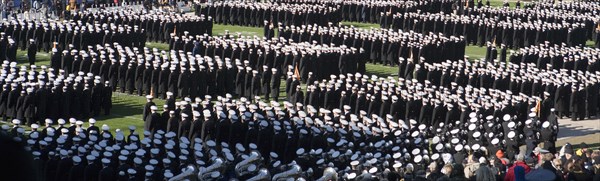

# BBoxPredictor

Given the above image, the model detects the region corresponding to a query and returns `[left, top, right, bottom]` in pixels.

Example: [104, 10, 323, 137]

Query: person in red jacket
[504, 154, 531, 181]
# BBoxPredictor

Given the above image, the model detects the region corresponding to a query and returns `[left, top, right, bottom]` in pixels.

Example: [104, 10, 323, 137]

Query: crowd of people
[45, 36, 360, 102]
[2, 87, 599, 180]
[277, 24, 466, 66]
[384, 12, 586, 49]
[166, 34, 362, 80]
[507, 43, 600, 71]
[197, 1, 342, 27]
[0, 0, 598, 181]
[272, 0, 456, 23]
[0, 63, 113, 126]
[71, 6, 213, 42]
[0, 19, 146, 56]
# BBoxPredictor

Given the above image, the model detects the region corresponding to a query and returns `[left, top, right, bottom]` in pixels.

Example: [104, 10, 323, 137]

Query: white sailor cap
[469, 117, 478, 123]
[473, 131, 481, 138]
[508, 122, 516, 128]
[469, 112, 476, 118]
[127, 169, 136, 175]
[164, 172, 173, 179]
[455, 144, 463, 151]
[472, 144, 481, 151]
[491, 138, 499, 145]
[507, 131, 516, 138]
[414, 155, 423, 163]
[468, 124, 476, 131]
[542, 121, 550, 128]
[503, 114, 511, 121]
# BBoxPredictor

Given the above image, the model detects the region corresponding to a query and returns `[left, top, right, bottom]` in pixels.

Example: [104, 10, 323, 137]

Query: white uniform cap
[455, 144, 463, 151]
[507, 131, 516, 138]
[508, 122, 515, 128]
[414, 155, 423, 163]
[73, 156, 82, 163]
[542, 121, 550, 128]
[503, 114, 511, 121]
[472, 144, 480, 151]
[468, 124, 476, 131]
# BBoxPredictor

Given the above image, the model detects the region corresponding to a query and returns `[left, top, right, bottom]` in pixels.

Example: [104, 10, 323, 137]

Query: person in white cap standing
[98, 158, 116, 181]
[27, 39, 37, 65]
[143, 95, 156, 121]
[23, 87, 36, 126]
[144, 105, 161, 134]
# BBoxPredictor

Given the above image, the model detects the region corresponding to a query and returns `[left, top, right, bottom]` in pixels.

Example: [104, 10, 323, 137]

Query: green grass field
[213, 24, 264, 37]
[146, 42, 170, 51]
[96, 92, 165, 132]
[366, 63, 398, 77]
[341, 21, 381, 29]
[465, 45, 488, 60]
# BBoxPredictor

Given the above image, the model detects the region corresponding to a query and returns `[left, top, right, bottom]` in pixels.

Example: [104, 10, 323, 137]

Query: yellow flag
[294, 64, 301, 79]
[535, 100, 541, 117]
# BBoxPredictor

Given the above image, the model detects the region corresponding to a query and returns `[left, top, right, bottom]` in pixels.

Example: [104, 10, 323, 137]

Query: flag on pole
[294, 64, 301, 80]
[534, 100, 541, 117]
